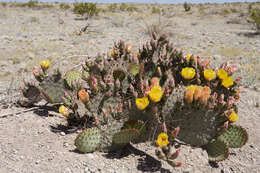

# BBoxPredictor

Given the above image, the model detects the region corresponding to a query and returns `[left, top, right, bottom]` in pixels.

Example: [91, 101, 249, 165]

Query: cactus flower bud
[109, 104, 114, 114]
[157, 67, 162, 77]
[169, 77, 175, 88]
[150, 77, 160, 88]
[117, 103, 123, 113]
[169, 148, 181, 160]
[171, 126, 180, 138]
[125, 44, 132, 54]
[222, 121, 229, 131]
[115, 79, 120, 89]
[162, 121, 167, 132]
[105, 90, 112, 97]
[101, 108, 108, 119]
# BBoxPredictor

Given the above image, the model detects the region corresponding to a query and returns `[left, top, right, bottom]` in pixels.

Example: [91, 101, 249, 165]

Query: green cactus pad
[124, 120, 146, 142]
[217, 125, 248, 148]
[112, 128, 140, 147]
[74, 128, 101, 153]
[65, 70, 82, 89]
[40, 75, 65, 103]
[205, 139, 229, 162]
[113, 68, 126, 81]
[129, 63, 139, 76]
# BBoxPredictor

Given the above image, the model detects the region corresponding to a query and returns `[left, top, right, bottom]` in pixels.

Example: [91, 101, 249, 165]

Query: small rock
[60, 132, 66, 136]
[221, 168, 231, 173]
[86, 153, 95, 159]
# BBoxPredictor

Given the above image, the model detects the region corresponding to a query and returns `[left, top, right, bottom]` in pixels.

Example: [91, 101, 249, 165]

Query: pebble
[221, 168, 231, 173]
[60, 132, 66, 136]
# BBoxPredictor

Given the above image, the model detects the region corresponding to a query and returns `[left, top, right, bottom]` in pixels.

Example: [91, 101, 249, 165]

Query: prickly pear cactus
[19, 32, 248, 167]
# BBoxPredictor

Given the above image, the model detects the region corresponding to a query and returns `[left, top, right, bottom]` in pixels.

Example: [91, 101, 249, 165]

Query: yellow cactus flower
[217, 69, 228, 80]
[40, 60, 51, 71]
[136, 97, 149, 110]
[110, 49, 115, 57]
[186, 54, 193, 61]
[228, 112, 239, 123]
[222, 76, 234, 88]
[156, 133, 169, 148]
[203, 69, 216, 81]
[186, 85, 198, 93]
[181, 67, 196, 80]
[248, 67, 252, 70]
[149, 85, 164, 102]
[59, 105, 69, 117]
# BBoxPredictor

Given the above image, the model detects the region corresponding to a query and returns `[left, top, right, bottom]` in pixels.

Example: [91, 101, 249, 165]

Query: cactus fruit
[205, 139, 229, 162]
[75, 128, 102, 153]
[217, 125, 248, 148]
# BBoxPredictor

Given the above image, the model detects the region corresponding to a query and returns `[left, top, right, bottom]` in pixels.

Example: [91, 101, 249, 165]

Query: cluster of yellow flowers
[135, 82, 164, 111]
[217, 69, 233, 88]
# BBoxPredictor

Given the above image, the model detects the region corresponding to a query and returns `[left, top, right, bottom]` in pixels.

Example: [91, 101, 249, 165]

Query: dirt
[0, 2, 260, 173]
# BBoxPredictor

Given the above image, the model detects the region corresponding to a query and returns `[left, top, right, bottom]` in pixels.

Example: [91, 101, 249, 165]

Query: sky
[0, 0, 259, 3]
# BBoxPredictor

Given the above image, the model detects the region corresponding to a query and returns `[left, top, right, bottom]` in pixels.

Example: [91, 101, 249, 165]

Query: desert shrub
[220, 9, 230, 15]
[107, 3, 117, 12]
[119, 3, 127, 11]
[73, 2, 99, 17]
[249, 7, 260, 31]
[152, 6, 161, 14]
[26, 0, 38, 8]
[1, 2, 7, 7]
[183, 2, 191, 12]
[60, 3, 70, 10]
[126, 6, 139, 12]
[230, 8, 237, 13]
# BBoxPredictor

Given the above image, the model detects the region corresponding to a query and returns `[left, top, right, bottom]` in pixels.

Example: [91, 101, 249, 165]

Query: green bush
[183, 2, 191, 12]
[73, 2, 99, 17]
[152, 6, 160, 14]
[249, 7, 260, 31]
[119, 3, 127, 11]
[107, 3, 117, 12]
[60, 3, 70, 10]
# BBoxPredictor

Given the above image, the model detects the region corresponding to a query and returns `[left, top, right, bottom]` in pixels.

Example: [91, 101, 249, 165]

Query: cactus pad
[205, 139, 229, 162]
[217, 125, 248, 148]
[40, 75, 65, 103]
[166, 108, 225, 147]
[112, 128, 140, 147]
[65, 70, 82, 89]
[74, 128, 101, 153]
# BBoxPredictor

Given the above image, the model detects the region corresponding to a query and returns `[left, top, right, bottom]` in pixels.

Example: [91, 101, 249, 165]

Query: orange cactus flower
[185, 87, 194, 103]
[150, 77, 160, 88]
[78, 89, 90, 103]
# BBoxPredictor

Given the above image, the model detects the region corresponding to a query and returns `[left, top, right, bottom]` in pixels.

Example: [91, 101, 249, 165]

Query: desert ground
[0, 2, 260, 173]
